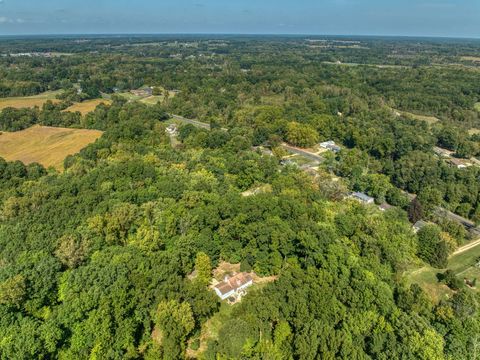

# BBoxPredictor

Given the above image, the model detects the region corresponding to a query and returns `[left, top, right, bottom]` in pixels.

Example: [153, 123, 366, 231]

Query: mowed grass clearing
[117, 87, 177, 105]
[406, 239, 480, 302]
[0, 90, 63, 110]
[395, 109, 440, 124]
[0, 125, 102, 171]
[63, 99, 112, 115]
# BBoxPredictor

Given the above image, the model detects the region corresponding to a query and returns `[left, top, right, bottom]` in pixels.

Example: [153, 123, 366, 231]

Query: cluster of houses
[4, 52, 56, 58]
[213, 272, 254, 304]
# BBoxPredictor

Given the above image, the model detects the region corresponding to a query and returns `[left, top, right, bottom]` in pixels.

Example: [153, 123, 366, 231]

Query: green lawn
[117, 87, 176, 105]
[395, 109, 440, 124]
[407, 266, 453, 302]
[406, 241, 480, 302]
[449, 245, 480, 275]
[117, 92, 144, 101]
[140, 96, 165, 105]
[187, 302, 233, 357]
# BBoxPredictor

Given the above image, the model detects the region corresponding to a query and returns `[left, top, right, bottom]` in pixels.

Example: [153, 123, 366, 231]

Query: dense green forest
[0, 36, 480, 359]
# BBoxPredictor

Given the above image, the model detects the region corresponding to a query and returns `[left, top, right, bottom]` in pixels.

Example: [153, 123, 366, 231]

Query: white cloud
[0, 16, 25, 24]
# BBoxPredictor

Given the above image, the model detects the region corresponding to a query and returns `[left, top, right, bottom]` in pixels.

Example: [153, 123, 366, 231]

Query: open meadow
[0, 125, 102, 171]
[407, 239, 480, 302]
[63, 99, 112, 115]
[118, 87, 177, 105]
[461, 56, 480, 63]
[395, 109, 440, 124]
[0, 90, 62, 110]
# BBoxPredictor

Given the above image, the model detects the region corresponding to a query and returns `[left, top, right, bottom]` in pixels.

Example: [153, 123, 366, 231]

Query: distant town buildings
[214, 273, 253, 302]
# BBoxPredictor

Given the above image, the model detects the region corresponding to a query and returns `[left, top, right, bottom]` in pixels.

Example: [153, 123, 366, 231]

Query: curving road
[280, 143, 324, 163]
[169, 114, 211, 130]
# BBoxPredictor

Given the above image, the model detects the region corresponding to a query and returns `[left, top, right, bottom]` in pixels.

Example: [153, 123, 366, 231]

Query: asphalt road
[170, 114, 211, 130]
[169, 114, 480, 235]
[435, 207, 480, 235]
[280, 143, 324, 163]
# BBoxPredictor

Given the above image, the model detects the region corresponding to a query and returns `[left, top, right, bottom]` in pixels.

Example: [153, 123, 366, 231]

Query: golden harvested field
[0, 91, 62, 110]
[64, 99, 112, 115]
[461, 56, 480, 63]
[0, 125, 103, 171]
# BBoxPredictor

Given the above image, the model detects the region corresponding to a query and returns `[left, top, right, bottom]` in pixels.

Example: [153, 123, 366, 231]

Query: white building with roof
[350, 192, 375, 204]
[214, 273, 253, 301]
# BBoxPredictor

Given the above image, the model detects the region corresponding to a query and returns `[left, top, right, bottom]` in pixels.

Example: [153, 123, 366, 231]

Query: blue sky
[0, 0, 478, 38]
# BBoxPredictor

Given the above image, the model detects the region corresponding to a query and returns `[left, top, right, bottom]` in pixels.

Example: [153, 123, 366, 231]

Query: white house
[214, 273, 253, 301]
[350, 192, 375, 204]
[319, 140, 341, 153]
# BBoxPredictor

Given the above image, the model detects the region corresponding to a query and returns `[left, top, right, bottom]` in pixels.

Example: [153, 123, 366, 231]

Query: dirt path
[453, 237, 480, 256]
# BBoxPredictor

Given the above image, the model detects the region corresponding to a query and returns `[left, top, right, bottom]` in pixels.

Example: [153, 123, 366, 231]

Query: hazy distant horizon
[0, 33, 479, 41]
[0, 0, 479, 39]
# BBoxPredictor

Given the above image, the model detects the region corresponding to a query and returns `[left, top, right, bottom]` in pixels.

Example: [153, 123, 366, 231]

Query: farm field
[461, 56, 480, 63]
[407, 239, 480, 302]
[63, 99, 112, 115]
[0, 125, 102, 171]
[0, 90, 63, 110]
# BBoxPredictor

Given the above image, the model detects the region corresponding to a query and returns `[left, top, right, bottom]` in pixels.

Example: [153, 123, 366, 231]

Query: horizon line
[0, 32, 479, 41]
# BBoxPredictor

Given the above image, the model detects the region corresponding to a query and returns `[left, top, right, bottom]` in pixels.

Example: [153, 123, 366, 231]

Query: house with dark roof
[214, 273, 253, 301]
[413, 220, 429, 233]
[378, 203, 393, 212]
